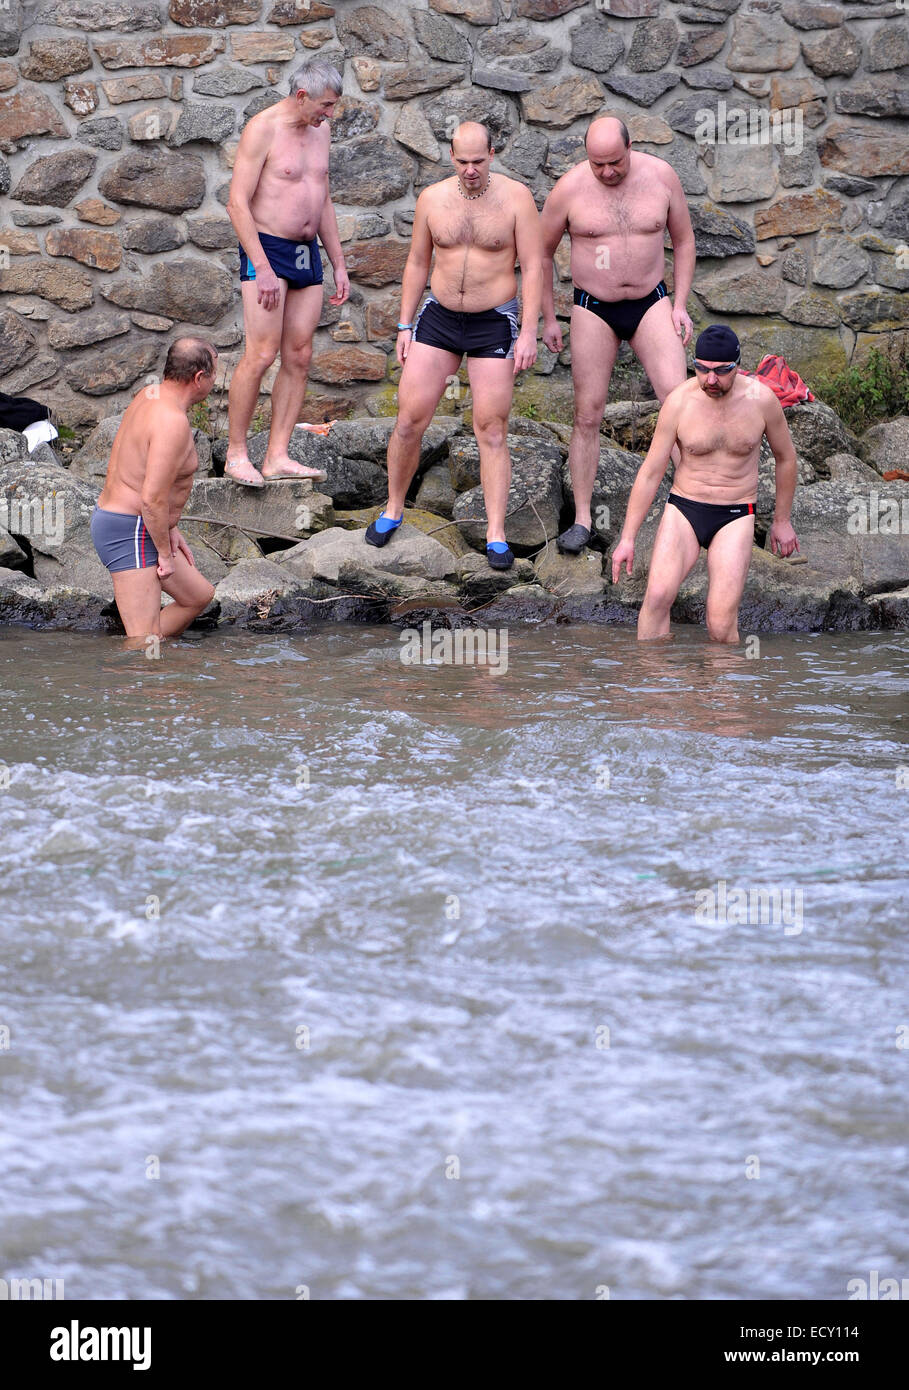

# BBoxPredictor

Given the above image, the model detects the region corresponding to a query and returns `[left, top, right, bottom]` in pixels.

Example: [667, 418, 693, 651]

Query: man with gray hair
[225, 60, 350, 487]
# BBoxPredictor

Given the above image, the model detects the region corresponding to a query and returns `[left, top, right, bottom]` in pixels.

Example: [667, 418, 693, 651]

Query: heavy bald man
[365, 121, 542, 570]
[541, 115, 696, 554]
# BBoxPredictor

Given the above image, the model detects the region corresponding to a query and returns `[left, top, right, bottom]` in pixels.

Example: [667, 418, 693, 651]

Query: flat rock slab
[188, 476, 335, 543]
[276, 523, 460, 584]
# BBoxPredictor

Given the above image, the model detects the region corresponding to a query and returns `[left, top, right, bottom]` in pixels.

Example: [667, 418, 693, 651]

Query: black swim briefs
[239, 232, 324, 290]
[573, 281, 668, 342]
[667, 493, 755, 549]
[412, 294, 520, 359]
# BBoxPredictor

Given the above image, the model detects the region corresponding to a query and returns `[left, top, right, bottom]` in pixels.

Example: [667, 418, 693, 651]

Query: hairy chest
[429, 201, 514, 253]
[570, 188, 669, 242]
[678, 406, 764, 460]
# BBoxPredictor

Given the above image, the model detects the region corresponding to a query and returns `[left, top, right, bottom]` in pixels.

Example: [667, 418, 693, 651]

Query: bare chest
[429, 198, 514, 253]
[263, 130, 327, 186]
[570, 187, 669, 242]
[678, 403, 764, 459]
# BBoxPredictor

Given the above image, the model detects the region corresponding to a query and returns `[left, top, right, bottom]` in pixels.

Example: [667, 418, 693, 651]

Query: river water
[1, 623, 906, 1301]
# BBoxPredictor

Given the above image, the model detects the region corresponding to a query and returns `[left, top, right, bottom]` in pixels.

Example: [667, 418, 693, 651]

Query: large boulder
[452, 434, 564, 550]
[244, 428, 385, 509]
[867, 585, 909, 630]
[673, 547, 873, 633]
[0, 567, 47, 627]
[213, 556, 308, 629]
[859, 417, 909, 478]
[561, 443, 666, 548]
[783, 399, 857, 470]
[781, 476, 909, 595]
[328, 414, 460, 473]
[0, 457, 111, 600]
[456, 550, 536, 607]
[533, 544, 606, 596]
[176, 520, 261, 584]
[447, 420, 562, 491]
[331, 505, 473, 565]
[755, 449, 817, 528]
[335, 559, 460, 606]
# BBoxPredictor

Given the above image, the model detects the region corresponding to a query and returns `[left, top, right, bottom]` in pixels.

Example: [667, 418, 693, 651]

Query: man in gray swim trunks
[91, 338, 218, 641]
[365, 121, 542, 570]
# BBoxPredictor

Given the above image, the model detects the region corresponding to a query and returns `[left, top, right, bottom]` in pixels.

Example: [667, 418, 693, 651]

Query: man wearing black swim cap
[611, 325, 800, 643]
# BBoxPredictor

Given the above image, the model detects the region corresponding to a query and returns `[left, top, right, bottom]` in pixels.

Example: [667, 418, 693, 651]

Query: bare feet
[224, 452, 265, 489]
[261, 454, 328, 482]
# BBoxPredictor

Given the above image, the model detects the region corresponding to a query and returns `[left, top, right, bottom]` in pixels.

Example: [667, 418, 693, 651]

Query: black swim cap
[695, 324, 741, 363]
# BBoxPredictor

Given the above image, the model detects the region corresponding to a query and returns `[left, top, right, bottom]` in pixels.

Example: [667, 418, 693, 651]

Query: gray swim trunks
[91, 507, 159, 573]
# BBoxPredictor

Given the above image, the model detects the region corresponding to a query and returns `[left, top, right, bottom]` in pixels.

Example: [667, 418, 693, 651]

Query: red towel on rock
[740, 354, 814, 407]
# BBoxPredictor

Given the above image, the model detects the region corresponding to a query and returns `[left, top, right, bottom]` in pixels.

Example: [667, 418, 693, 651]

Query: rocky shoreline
[1, 400, 908, 635]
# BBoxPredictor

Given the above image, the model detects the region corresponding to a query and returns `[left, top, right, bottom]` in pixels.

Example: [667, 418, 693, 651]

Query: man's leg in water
[704, 515, 755, 644]
[226, 279, 286, 485]
[111, 567, 166, 644]
[160, 548, 216, 638]
[383, 341, 461, 519]
[637, 502, 701, 640]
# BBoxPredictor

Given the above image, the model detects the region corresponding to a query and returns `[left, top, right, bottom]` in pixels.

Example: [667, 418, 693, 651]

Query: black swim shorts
[412, 294, 520, 359]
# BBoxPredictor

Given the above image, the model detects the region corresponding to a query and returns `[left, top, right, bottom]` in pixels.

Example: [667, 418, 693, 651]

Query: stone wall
[0, 0, 907, 432]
